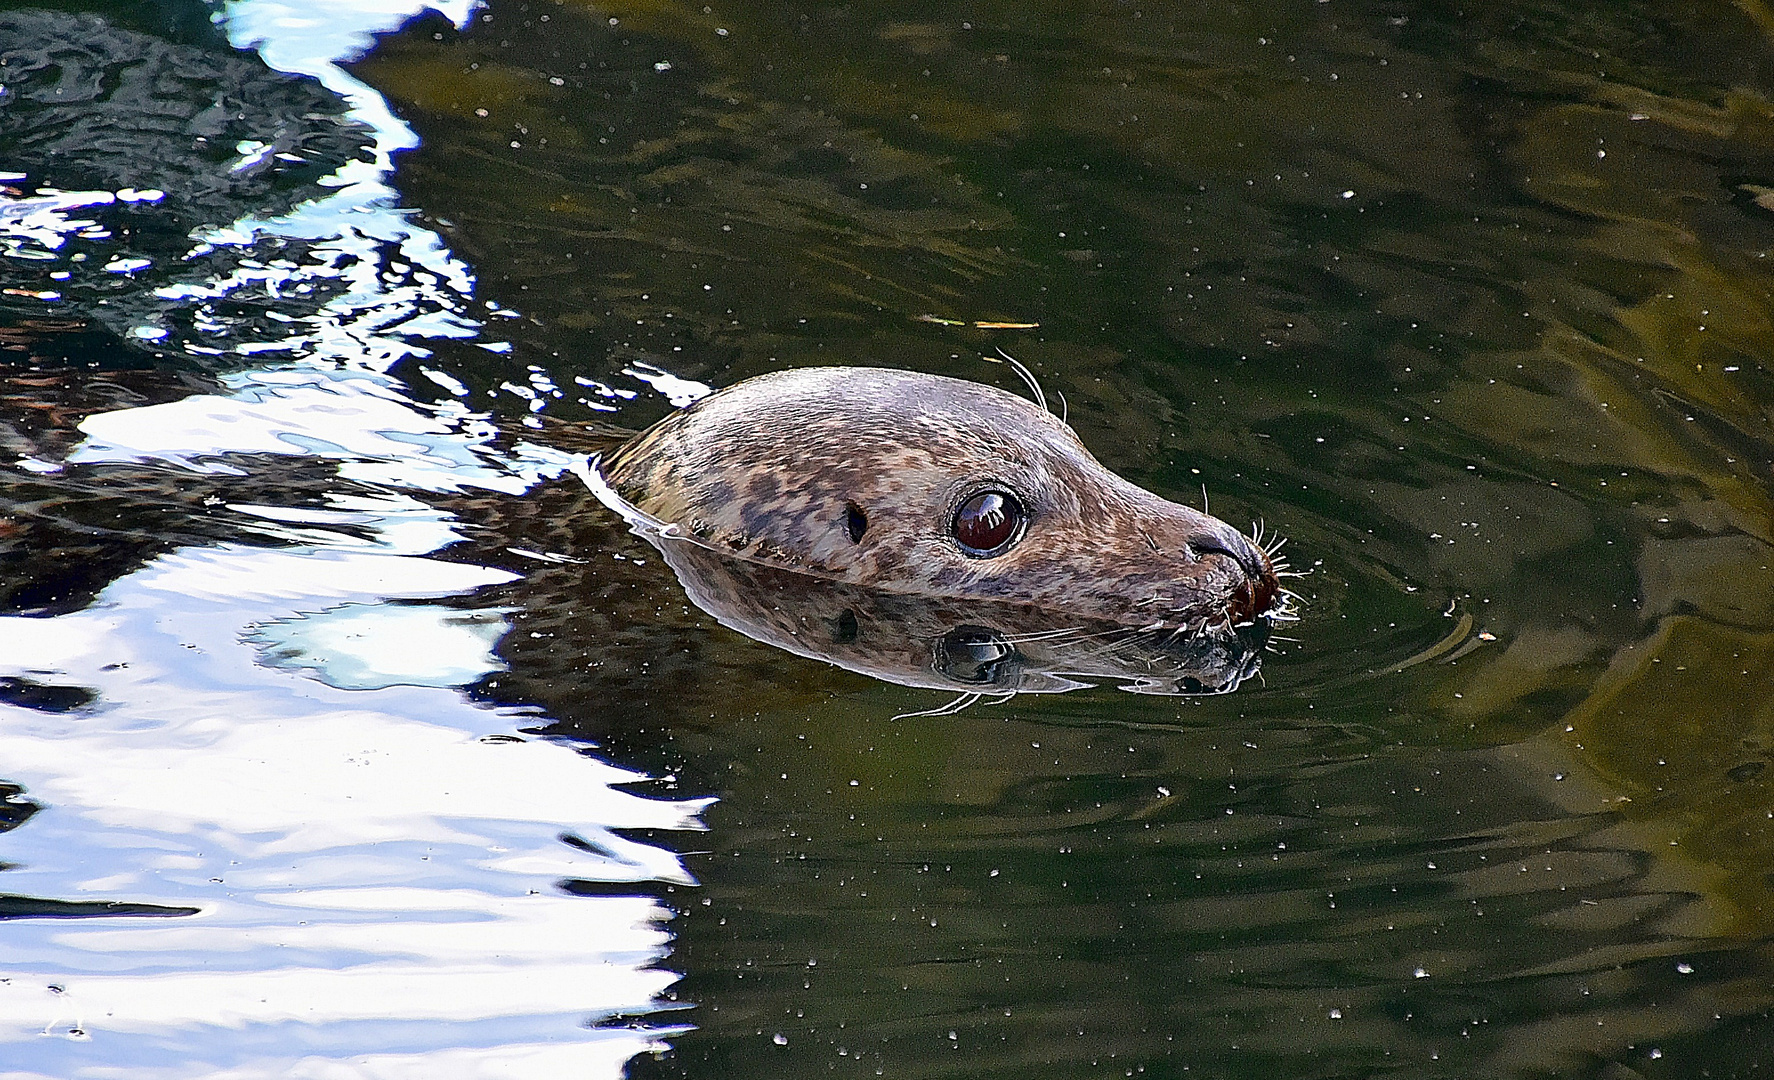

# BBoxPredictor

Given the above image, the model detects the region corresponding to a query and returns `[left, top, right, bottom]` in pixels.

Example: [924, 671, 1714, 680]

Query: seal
[596, 366, 1284, 633]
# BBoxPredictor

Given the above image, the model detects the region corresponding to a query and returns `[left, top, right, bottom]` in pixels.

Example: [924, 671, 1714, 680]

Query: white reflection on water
[70, 366, 561, 491]
[0, 500, 707, 1075]
[0, 1, 711, 1077]
[252, 602, 512, 690]
[0, 188, 158, 264]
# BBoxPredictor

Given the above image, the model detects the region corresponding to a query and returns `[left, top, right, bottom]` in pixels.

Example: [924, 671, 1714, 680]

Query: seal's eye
[952, 490, 1024, 556]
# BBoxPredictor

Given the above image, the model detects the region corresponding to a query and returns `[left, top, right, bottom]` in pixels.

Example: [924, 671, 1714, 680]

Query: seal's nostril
[1190, 530, 1255, 573]
[1189, 523, 1280, 620]
[1191, 535, 1236, 562]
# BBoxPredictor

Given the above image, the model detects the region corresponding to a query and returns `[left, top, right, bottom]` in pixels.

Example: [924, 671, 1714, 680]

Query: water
[1, 0, 1772, 1077]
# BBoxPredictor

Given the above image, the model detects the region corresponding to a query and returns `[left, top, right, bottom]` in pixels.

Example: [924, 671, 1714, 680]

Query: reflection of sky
[0, 2, 708, 1076]
[0, 533, 701, 1073]
[190, 0, 487, 366]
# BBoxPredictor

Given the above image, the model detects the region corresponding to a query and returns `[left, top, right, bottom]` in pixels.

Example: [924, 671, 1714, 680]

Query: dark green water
[4, 0, 1774, 1077]
[361, 2, 1774, 1075]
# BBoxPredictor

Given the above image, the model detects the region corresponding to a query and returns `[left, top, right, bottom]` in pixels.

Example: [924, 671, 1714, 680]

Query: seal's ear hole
[834, 608, 859, 644]
[845, 502, 869, 544]
[952, 490, 1024, 557]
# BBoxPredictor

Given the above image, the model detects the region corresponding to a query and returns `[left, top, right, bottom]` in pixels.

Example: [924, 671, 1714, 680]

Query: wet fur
[599, 367, 1281, 631]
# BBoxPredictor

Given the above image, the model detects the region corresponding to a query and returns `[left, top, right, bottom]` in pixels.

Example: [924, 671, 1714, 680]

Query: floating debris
[915, 314, 1040, 329]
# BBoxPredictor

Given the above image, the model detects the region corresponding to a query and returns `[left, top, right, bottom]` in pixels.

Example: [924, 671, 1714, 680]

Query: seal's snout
[1186, 519, 1280, 624]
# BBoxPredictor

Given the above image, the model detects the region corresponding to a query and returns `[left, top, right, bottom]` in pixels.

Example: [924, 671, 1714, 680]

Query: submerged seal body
[596, 366, 1282, 632]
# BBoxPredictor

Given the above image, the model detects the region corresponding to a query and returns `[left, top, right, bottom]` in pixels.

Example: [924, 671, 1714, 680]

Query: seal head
[597, 366, 1280, 632]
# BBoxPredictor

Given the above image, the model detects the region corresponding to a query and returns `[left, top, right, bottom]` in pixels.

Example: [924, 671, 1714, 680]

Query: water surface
[2, 1, 1773, 1077]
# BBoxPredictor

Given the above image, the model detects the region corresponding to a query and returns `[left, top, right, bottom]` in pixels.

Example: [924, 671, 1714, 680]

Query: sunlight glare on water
[0, 1, 710, 1076]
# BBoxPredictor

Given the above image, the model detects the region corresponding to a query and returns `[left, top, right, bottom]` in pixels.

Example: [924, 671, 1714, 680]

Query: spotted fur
[599, 367, 1281, 631]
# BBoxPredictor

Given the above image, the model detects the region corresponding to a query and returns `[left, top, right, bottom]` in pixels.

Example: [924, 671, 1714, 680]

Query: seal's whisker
[988, 348, 1050, 416]
[996, 626, 1088, 646]
[1157, 621, 1204, 648]
[1079, 626, 1163, 653]
[1265, 589, 1304, 623]
[893, 692, 985, 720]
[1019, 624, 1145, 656]
[1009, 623, 1170, 667]
[1051, 628, 1143, 652]
[1100, 626, 1183, 654]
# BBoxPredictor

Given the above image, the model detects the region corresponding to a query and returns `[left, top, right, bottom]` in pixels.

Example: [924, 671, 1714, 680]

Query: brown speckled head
[597, 366, 1281, 631]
